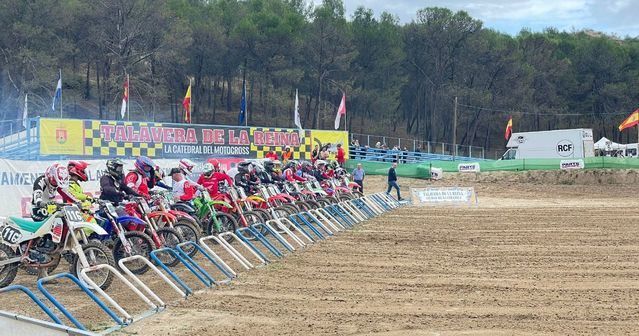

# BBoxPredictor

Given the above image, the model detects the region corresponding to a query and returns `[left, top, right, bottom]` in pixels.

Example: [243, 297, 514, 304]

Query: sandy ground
[2, 172, 639, 335]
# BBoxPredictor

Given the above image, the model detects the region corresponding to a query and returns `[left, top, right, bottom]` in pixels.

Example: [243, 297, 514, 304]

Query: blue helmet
[134, 156, 155, 177]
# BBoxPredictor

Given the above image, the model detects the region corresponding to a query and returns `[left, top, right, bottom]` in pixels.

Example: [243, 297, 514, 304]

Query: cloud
[311, 0, 639, 37]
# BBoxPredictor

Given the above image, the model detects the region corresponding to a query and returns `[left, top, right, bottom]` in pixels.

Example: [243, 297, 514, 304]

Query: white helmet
[202, 163, 214, 175]
[179, 158, 196, 175]
[315, 160, 328, 168]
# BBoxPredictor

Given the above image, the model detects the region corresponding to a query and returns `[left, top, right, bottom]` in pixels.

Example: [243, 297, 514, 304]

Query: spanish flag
[504, 116, 513, 140]
[182, 82, 192, 124]
[618, 109, 639, 131]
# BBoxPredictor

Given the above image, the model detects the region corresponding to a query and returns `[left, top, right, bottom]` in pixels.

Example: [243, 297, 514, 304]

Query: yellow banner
[39, 118, 84, 155]
[310, 130, 349, 160]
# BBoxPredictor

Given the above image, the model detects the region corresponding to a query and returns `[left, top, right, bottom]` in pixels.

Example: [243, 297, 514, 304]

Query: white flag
[22, 94, 28, 129]
[334, 93, 346, 130]
[294, 89, 304, 138]
[120, 75, 129, 119]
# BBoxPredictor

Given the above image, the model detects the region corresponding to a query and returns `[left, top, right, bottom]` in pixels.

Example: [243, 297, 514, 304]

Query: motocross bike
[0, 204, 115, 290]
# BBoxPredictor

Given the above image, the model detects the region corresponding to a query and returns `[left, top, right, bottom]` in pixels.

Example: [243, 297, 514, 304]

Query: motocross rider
[283, 160, 306, 182]
[100, 159, 140, 205]
[234, 162, 260, 194]
[197, 160, 233, 196]
[31, 163, 76, 221]
[124, 156, 155, 199]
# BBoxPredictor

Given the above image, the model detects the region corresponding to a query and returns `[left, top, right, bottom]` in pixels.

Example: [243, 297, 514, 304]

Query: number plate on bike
[140, 199, 151, 212]
[203, 191, 212, 202]
[1, 225, 22, 244]
[105, 203, 118, 217]
[63, 206, 84, 223]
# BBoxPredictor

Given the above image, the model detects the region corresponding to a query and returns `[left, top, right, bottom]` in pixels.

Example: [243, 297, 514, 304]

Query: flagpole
[127, 74, 130, 121]
[59, 69, 62, 118]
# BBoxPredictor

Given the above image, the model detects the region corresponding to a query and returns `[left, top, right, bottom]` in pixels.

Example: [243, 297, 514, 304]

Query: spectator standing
[336, 143, 345, 166]
[281, 146, 293, 163]
[311, 145, 320, 163]
[386, 162, 403, 200]
[352, 163, 365, 192]
[265, 150, 279, 161]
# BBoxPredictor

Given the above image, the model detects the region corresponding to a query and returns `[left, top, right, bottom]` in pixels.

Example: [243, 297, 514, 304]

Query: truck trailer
[501, 128, 594, 160]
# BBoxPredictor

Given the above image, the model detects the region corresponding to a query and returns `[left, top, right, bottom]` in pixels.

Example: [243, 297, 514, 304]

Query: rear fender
[116, 216, 147, 226]
[148, 211, 177, 223]
[169, 210, 196, 222]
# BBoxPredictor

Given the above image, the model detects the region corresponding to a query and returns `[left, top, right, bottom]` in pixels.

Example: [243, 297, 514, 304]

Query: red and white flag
[120, 75, 129, 119]
[334, 93, 346, 130]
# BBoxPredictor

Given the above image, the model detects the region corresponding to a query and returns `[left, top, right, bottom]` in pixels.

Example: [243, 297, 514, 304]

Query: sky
[323, 0, 639, 37]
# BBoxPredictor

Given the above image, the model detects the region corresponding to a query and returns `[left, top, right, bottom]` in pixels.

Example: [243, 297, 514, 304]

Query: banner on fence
[38, 118, 348, 160]
[560, 159, 585, 170]
[458, 162, 481, 173]
[410, 187, 477, 206]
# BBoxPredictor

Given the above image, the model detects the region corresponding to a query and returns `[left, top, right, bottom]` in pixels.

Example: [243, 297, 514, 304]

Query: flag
[504, 116, 513, 140]
[334, 93, 346, 130]
[294, 89, 304, 138]
[51, 70, 62, 113]
[182, 82, 192, 123]
[239, 79, 246, 125]
[120, 75, 129, 119]
[22, 94, 28, 129]
[618, 109, 639, 131]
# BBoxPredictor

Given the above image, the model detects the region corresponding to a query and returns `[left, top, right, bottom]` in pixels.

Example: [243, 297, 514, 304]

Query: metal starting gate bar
[176, 241, 234, 285]
[118, 255, 187, 304]
[299, 212, 334, 236]
[37, 273, 123, 331]
[80, 264, 159, 325]
[236, 227, 281, 259]
[0, 285, 63, 325]
[277, 218, 313, 244]
[308, 209, 342, 232]
[251, 223, 295, 253]
[325, 205, 353, 228]
[149, 248, 203, 294]
[218, 231, 268, 268]
[263, 219, 301, 250]
[289, 214, 325, 241]
[199, 235, 244, 273]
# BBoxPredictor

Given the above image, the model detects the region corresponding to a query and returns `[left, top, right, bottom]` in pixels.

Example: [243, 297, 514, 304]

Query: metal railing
[348, 146, 483, 163]
[350, 133, 485, 159]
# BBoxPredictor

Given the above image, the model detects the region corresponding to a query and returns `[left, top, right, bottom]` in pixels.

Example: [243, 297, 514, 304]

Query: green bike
[192, 190, 238, 241]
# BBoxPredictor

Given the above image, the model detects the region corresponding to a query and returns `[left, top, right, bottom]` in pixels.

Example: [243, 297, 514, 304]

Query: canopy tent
[594, 137, 626, 151]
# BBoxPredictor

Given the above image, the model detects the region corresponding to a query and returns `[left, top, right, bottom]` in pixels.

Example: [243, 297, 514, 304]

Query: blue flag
[238, 79, 246, 125]
[51, 70, 62, 113]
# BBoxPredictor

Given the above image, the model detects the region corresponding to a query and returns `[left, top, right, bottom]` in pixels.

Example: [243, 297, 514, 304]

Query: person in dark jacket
[386, 162, 402, 200]
[100, 159, 140, 204]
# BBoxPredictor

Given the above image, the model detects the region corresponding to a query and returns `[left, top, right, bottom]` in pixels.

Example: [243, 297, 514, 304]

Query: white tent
[594, 137, 626, 151]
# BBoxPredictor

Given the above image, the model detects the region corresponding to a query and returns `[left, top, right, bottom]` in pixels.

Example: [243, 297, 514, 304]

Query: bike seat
[9, 216, 47, 233]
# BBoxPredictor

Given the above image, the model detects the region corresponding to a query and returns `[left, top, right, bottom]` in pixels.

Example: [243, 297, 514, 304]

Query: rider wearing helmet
[198, 159, 234, 195]
[125, 156, 155, 199]
[67, 160, 93, 206]
[31, 163, 76, 221]
[299, 161, 315, 180]
[253, 161, 273, 184]
[312, 160, 330, 182]
[234, 162, 260, 194]
[283, 160, 306, 182]
[264, 160, 284, 183]
[100, 158, 140, 204]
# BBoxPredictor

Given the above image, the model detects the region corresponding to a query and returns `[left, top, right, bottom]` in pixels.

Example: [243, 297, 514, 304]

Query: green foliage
[0, 1, 638, 154]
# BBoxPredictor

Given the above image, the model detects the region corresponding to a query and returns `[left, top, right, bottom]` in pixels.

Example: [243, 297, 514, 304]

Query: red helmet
[207, 158, 221, 171]
[45, 163, 69, 188]
[68, 160, 89, 182]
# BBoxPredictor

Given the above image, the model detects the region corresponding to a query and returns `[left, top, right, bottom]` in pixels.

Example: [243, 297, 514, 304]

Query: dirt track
[2, 173, 639, 335]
